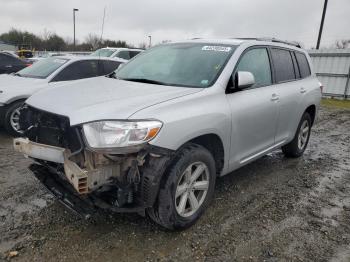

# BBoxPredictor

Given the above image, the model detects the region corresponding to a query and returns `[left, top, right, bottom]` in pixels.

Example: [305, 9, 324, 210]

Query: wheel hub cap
[175, 162, 209, 217]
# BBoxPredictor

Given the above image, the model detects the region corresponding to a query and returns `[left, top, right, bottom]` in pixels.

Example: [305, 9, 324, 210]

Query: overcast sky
[0, 0, 349, 48]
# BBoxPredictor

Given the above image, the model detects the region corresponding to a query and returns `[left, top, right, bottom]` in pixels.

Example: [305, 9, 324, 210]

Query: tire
[282, 112, 312, 158]
[148, 143, 216, 230]
[4, 101, 25, 137]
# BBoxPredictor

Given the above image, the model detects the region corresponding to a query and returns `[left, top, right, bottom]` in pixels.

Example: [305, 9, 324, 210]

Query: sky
[0, 0, 349, 49]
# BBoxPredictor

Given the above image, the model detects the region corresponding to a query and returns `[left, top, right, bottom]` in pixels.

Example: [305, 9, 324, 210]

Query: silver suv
[14, 38, 322, 229]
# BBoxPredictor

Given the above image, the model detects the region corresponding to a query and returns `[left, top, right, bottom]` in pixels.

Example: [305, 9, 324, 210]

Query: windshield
[17, 57, 69, 79]
[116, 43, 236, 88]
[90, 49, 116, 57]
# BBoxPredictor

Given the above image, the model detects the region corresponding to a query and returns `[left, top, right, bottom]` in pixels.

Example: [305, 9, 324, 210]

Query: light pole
[316, 0, 328, 49]
[148, 35, 152, 48]
[73, 8, 79, 50]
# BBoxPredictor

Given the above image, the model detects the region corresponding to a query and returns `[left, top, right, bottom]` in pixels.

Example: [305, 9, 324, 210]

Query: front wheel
[282, 112, 312, 158]
[148, 143, 216, 230]
[4, 101, 25, 137]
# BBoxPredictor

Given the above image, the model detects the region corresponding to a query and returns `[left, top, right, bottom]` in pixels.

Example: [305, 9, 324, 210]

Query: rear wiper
[121, 78, 168, 86]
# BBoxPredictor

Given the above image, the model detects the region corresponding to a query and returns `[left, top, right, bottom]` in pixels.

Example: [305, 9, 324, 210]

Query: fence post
[345, 64, 350, 99]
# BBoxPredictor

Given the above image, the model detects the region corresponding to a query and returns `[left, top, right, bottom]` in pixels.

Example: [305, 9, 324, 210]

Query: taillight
[319, 81, 323, 93]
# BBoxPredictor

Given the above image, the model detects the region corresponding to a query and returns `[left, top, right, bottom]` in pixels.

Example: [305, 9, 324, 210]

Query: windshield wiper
[121, 78, 168, 86]
[13, 73, 22, 77]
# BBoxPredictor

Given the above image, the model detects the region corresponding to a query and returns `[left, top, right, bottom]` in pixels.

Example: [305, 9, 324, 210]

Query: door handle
[271, 93, 280, 101]
[300, 87, 306, 94]
[5, 65, 12, 68]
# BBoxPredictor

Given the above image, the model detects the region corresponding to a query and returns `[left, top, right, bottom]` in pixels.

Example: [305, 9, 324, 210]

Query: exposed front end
[14, 106, 173, 217]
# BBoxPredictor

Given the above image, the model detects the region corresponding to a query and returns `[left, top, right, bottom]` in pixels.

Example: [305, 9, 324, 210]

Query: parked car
[0, 52, 30, 74]
[90, 47, 143, 60]
[14, 38, 322, 229]
[0, 56, 125, 136]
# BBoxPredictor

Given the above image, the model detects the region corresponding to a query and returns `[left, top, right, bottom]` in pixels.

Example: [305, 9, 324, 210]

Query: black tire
[4, 101, 24, 137]
[147, 143, 216, 230]
[282, 112, 312, 158]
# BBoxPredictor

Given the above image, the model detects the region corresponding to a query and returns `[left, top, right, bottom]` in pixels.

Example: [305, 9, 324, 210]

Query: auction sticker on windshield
[202, 46, 232, 52]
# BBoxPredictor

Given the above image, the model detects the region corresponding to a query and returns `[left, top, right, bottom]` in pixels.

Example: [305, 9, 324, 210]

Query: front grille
[20, 106, 83, 153]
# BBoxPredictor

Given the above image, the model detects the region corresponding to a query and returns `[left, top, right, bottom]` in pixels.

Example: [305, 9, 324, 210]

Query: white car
[0, 56, 125, 136]
[90, 47, 143, 60]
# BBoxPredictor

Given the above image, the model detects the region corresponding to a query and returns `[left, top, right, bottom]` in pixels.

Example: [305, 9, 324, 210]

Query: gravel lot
[0, 105, 349, 262]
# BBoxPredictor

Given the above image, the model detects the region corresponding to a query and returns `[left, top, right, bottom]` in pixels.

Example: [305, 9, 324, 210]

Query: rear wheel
[148, 143, 216, 230]
[282, 112, 312, 158]
[4, 101, 24, 137]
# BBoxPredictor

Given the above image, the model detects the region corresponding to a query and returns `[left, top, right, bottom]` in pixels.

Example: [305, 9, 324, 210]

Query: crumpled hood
[26, 76, 203, 125]
[0, 74, 48, 104]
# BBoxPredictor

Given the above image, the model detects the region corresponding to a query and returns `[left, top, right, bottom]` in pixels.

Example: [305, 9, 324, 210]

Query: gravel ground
[0, 106, 349, 262]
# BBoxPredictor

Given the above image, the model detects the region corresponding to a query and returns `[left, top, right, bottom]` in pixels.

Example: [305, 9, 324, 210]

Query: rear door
[226, 47, 278, 168]
[270, 48, 303, 143]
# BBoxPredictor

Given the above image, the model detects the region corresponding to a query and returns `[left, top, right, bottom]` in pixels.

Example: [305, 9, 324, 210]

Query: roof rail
[235, 37, 302, 48]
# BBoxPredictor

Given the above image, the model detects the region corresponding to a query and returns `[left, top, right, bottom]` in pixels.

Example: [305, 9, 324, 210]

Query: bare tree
[334, 39, 350, 49]
[85, 33, 101, 50]
[41, 28, 53, 41]
[138, 42, 147, 49]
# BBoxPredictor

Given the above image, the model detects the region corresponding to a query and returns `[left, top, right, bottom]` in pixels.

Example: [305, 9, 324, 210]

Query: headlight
[83, 120, 162, 148]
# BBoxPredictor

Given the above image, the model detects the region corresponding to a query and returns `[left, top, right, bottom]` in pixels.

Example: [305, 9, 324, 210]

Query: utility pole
[148, 35, 152, 48]
[316, 0, 328, 49]
[73, 8, 79, 50]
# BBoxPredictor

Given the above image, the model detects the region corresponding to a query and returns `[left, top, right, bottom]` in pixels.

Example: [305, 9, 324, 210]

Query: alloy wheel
[175, 161, 209, 217]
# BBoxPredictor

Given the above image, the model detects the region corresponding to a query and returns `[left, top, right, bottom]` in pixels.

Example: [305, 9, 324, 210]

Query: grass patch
[321, 98, 350, 109]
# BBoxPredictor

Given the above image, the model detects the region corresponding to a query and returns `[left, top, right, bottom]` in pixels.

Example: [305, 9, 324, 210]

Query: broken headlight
[82, 120, 162, 148]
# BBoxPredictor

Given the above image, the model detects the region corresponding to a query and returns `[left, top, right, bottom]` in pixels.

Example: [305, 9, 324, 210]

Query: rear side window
[295, 52, 311, 78]
[102, 60, 122, 74]
[0, 53, 19, 64]
[52, 60, 100, 82]
[235, 48, 272, 87]
[115, 51, 130, 60]
[129, 51, 141, 59]
[271, 48, 295, 83]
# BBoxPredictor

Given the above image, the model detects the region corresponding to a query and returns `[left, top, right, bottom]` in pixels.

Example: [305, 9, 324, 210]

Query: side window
[270, 48, 296, 83]
[291, 52, 301, 79]
[0, 54, 17, 64]
[295, 52, 311, 78]
[235, 48, 272, 87]
[52, 60, 100, 82]
[115, 51, 130, 60]
[129, 51, 141, 59]
[102, 61, 122, 74]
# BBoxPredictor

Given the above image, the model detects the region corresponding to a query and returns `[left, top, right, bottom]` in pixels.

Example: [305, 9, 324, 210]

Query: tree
[85, 33, 101, 50]
[0, 28, 132, 51]
[335, 39, 350, 49]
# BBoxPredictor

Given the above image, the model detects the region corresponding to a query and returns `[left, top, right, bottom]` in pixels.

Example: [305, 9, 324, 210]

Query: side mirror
[233, 71, 255, 90]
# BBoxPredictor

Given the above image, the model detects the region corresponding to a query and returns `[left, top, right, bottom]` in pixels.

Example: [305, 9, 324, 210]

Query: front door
[226, 47, 278, 170]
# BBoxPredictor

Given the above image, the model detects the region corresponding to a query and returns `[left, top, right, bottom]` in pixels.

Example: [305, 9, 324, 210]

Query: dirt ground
[0, 105, 349, 262]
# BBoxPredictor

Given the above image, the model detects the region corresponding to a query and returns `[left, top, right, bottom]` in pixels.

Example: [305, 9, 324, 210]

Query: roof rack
[235, 37, 302, 48]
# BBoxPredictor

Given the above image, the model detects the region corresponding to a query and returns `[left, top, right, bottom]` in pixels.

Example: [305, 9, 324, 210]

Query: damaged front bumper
[14, 137, 174, 217]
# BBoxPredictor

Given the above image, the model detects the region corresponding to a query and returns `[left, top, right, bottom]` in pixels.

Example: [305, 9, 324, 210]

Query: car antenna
[98, 6, 106, 63]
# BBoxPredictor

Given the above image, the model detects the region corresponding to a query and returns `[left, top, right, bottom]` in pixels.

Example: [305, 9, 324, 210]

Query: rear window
[295, 52, 311, 78]
[271, 48, 295, 83]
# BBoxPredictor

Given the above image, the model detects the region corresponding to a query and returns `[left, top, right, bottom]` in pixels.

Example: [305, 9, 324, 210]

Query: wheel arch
[305, 104, 316, 126]
[184, 133, 225, 176]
